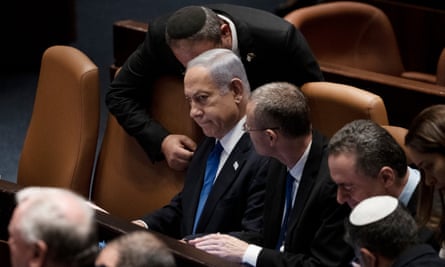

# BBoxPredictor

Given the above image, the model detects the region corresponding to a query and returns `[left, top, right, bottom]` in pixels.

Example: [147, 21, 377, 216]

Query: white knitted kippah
[349, 195, 398, 226]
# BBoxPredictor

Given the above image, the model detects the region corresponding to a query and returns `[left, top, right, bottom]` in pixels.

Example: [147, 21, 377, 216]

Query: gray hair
[111, 231, 176, 267]
[186, 48, 250, 94]
[249, 82, 311, 137]
[15, 187, 97, 267]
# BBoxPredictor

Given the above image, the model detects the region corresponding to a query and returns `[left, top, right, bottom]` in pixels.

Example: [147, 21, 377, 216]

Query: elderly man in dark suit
[107, 4, 322, 171]
[132, 48, 271, 239]
[189, 82, 353, 267]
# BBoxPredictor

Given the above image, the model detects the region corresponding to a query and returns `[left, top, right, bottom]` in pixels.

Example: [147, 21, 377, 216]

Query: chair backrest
[17, 45, 100, 198]
[436, 48, 445, 86]
[91, 76, 204, 220]
[284, 1, 405, 76]
[301, 81, 389, 138]
[381, 125, 412, 165]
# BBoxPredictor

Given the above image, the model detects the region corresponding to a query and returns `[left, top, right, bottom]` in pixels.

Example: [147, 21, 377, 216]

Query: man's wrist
[242, 244, 262, 266]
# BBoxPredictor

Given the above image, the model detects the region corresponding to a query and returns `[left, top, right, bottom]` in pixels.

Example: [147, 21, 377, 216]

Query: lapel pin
[233, 161, 239, 171]
[246, 53, 256, 62]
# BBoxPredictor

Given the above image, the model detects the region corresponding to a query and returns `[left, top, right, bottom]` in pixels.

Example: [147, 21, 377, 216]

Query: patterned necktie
[276, 172, 294, 250]
[193, 141, 223, 234]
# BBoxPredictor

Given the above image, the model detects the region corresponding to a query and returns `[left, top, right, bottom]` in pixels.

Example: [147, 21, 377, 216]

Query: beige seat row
[284, 1, 445, 86]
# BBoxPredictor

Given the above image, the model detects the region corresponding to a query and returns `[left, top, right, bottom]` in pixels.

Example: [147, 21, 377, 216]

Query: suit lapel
[209, 6, 256, 70]
[195, 134, 251, 232]
[286, 131, 325, 237]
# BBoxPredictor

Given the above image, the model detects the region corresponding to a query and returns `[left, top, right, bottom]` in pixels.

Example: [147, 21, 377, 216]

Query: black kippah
[166, 6, 206, 39]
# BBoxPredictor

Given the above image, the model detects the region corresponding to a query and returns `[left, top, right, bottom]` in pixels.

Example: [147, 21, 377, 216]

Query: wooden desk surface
[0, 180, 240, 267]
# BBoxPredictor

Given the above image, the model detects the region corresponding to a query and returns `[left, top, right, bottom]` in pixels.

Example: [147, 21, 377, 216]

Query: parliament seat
[91, 76, 204, 220]
[381, 125, 412, 164]
[436, 48, 445, 86]
[401, 47, 445, 86]
[17, 45, 100, 198]
[284, 1, 444, 84]
[285, 1, 405, 76]
[319, 61, 445, 128]
[301, 81, 389, 138]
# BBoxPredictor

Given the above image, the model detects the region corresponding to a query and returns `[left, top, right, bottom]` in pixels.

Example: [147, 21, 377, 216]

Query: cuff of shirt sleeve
[134, 219, 149, 229]
[242, 244, 262, 266]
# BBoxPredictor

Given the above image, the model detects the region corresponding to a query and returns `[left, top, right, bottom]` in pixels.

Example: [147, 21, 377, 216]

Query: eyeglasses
[243, 122, 280, 132]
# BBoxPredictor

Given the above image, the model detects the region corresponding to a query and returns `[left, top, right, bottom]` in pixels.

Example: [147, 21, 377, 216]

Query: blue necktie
[193, 141, 223, 234]
[276, 172, 294, 250]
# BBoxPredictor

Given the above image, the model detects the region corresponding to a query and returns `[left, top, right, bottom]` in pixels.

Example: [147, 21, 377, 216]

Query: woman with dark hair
[405, 104, 445, 258]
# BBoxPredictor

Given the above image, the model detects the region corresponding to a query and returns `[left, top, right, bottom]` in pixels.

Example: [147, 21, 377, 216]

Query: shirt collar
[217, 14, 239, 56]
[217, 116, 246, 155]
[399, 166, 421, 206]
[288, 141, 312, 183]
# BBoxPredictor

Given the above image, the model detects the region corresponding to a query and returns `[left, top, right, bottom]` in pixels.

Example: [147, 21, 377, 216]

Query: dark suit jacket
[141, 134, 271, 239]
[392, 244, 445, 267]
[241, 131, 354, 267]
[106, 3, 323, 161]
[406, 181, 441, 251]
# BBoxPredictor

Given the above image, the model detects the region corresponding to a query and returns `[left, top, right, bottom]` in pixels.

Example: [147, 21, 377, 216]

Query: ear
[30, 240, 47, 267]
[230, 78, 244, 104]
[264, 128, 278, 144]
[220, 23, 232, 48]
[378, 166, 396, 187]
[359, 247, 377, 267]
[220, 23, 231, 38]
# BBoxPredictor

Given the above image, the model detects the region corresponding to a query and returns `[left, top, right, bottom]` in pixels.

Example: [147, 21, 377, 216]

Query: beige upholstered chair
[91, 76, 204, 220]
[284, 1, 405, 76]
[381, 125, 412, 164]
[301, 81, 389, 138]
[17, 45, 100, 198]
[436, 48, 445, 86]
[401, 48, 445, 86]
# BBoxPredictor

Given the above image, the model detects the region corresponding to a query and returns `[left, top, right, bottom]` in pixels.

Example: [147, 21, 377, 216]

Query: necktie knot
[212, 141, 223, 157]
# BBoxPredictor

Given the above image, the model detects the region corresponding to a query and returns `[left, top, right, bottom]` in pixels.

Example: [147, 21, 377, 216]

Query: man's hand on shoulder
[161, 134, 196, 171]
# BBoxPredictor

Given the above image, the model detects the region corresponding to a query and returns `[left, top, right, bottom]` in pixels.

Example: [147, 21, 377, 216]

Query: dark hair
[328, 119, 407, 179]
[405, 104, 445, 156]
[405, 104, 445, 243]
[166, 6, 223, 46]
